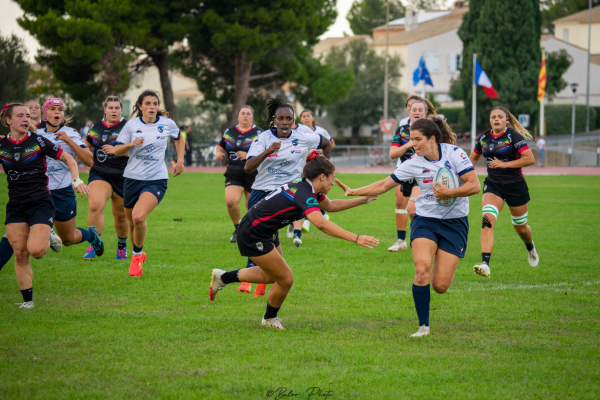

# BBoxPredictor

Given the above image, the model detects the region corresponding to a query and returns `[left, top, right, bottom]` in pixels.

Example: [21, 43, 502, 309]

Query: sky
[1, 0, 453, 61]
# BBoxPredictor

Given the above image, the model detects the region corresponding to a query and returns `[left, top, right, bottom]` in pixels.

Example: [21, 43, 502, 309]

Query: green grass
[1, 173, 599, 399]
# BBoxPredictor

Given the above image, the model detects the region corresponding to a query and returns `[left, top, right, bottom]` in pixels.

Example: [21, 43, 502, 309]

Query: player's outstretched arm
[319, 195, 377, 213]
[307, 211, 379, 249]
[59, 152, 90, 197]
[335, 176, 398, 197]
[432, 170, 480, 200]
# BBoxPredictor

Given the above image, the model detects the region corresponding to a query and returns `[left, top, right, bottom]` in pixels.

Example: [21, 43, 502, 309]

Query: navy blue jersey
[219, 125, 263, 168]
[391, 124, 415, 163]
[245, 178, 325, 235]
[473, 127, 530, 183]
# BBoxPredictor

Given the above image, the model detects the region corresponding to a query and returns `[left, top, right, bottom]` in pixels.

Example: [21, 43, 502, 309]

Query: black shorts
[400, 179, 417, 198]
[483, 178, 530, 207]
[225, 167, 257, 193]
[123, 178, 168, 209]
[51, 187, 77, 222]
[236, 217, 280, 258]
[89, 168, 125, 198]
[6, 196, 56, 227]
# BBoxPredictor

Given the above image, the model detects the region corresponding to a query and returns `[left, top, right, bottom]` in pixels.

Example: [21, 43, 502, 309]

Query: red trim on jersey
[236, 126, 253, 134]
[36, 121, 41, 128]
[517, 145, 530, 154]
[472, 148, 482, 155]
[489, 128, 507, 139]
[7, 132, 31, 145]
[391, 143, 401, 147]
[304, 207, 321, 216]
[102, 120, 121, 129]
[55, 148, 64, 160]
[317, 194, 327, 203]
[251, 206, 297, 227]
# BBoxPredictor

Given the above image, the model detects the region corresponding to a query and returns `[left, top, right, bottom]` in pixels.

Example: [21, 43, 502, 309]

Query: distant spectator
[536, 136, 546, 168]
[80, 120, 92, 139]
[184, 126, 193, 166]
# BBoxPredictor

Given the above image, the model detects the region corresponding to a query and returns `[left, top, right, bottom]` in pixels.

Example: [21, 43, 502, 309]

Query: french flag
[475, 60, 498, 99]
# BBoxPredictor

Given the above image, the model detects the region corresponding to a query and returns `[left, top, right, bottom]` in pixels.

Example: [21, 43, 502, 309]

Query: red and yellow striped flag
[538, 52, 546, 102]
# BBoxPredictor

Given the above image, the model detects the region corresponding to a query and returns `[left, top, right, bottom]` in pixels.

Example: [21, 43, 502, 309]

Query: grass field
[1, 173, 599, 399]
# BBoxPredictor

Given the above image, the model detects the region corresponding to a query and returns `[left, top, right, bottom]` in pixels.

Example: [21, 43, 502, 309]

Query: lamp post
[570, 82, 579, 166]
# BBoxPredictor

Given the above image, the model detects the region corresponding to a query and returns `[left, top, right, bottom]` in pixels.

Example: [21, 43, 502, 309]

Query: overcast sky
[1, 0, 453, 61]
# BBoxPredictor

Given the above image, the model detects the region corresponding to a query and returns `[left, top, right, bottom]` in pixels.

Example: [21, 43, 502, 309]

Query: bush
[594, 107, 600, 130]
[438, 107, 470, 133]
[545, 104, 598, 135]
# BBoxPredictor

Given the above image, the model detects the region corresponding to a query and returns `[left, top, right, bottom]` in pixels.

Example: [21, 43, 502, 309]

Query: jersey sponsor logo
[279, 160, 291, 167]
[14, 153, 20, 161]
[158, 126, 164, 133]
[461, 160, 471, 166]
[291, 139, 299, 147]
[424, 193, 436, 200]
[96, 149, 108, 162]
[53, 144, 61, 152]
[156, 135, 166, 140]
[8, 169, 38, 181]
[422, 168, 430, 173]
[515, 140, 527, 147]
[229, 151, 239, 161]
[49, 217, 53, 223]
[136, 129, 143, 134]
[36, 137, 46, 147]
[267, 167, 292, 176]
[422, 176, 433, 183]
[135, 154, 161, 162]
[290, 150, 301, 154]
[256, 242, 264, 251]
[145, 144, 156, 153]
[306, 197, 318, 207]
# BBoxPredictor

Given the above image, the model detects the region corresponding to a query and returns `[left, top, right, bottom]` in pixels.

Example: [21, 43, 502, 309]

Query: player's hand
[214, 152, 224, 161]
[173, 162, 185, 177]
[131, 138, 144, 148]
[236, 151, 248, 161]
[267, 141, 281, 154]
[406, 139, 414, 148]
[0, 135, 5, 140]
[356, 235, 379, 249]
[102, 145, 116, 155]
[54, 130, 71, 143]
[489, 157, 505, 169]
[74, 182, 90, 197]
[432, 182, 452, 199]
[363, 196, 378, 204]
[334, 178, 356, 196]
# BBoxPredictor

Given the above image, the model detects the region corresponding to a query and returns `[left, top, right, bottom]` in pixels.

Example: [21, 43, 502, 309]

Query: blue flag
[413, 56, 434, 87]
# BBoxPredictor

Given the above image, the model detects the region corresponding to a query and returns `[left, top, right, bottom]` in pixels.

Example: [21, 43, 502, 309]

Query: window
[563, 29, 569, 42]
[423, 53, 440, 73]
[448, 54, 462, 73]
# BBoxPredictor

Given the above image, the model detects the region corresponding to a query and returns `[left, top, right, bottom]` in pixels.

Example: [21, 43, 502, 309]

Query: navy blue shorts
[89, 168, 125, 198]
[5, 196, 56, 227]
[410, 215, 469, 258]
[247, 189, 271, 209]
[123, 178, 168, 209]
[51, 186, 77, 222]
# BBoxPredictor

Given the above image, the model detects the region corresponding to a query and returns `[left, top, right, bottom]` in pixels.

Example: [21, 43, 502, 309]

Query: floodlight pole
[471, 53, 477, 151]
[384, 0, 390, 121]
[585, 0, 592, 132]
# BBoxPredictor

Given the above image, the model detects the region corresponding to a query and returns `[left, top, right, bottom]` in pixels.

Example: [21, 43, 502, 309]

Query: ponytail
[492, 106, 533, 140]
[410, 116, 457, 145]
[302, 155, 335, 180]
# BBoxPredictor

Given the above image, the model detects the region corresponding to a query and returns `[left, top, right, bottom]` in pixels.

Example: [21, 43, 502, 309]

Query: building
[552, 5, 600, 54]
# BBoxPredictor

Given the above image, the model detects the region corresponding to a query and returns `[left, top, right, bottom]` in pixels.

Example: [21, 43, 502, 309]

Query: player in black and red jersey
[208, 155, 379, 330]
[0, 103, 90, 309]
[82, 96, 130, 261]
[215, 106, 263, 243]
[470, 106, 538, 278]
[26, 100, 45, 130]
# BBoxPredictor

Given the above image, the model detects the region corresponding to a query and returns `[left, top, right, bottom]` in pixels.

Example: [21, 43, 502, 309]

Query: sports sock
[412, 284, 430, 327]
[133, 244, 143, 255]
[0, 236, 14, 273]
[221, 270, 240, 284]
[321, 209, 326, 216]
[397, 230, 406, 240]
[264, 302, 280, 319]
[525, 241, 534, 251]
[76, 227, 93, 243]
[21, 287, 33, 303]
[294, 229, 302, 239]
[234, 223, 239, 232]
[117, 237, 127, 250]
[482, 252, 491, 265]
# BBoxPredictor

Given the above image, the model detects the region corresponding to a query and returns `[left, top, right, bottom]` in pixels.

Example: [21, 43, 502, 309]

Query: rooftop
[553, 5, 600, 25]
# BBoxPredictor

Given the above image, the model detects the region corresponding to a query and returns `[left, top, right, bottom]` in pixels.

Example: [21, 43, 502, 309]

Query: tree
[176, 0, 338, 128]
[458, 0, 542, 131]
[545, 49, 573, 97]
[0, 33, 30, 103]
[407, 0, 445, 11]
[541, 0, 600, 34]
[15, 0, 192, 122]
[347, 0, 405, 35]
[326, 39, 406, 144]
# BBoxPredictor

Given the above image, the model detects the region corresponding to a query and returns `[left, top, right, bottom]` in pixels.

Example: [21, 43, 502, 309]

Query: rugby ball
[434, 167, 457, 207]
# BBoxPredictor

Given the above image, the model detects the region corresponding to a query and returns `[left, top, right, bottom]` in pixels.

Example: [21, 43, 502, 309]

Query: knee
[89, 202, 103, 214]
[225, 198, 238, 209]
[132, 213, 145, 226]
[513, 224, 529, 234]
[29, 247, 48, 259]
[13, 248, 29, 263]
[414, 264, 430, 284]
[432, 282, 449, 294]
[407, 202, 416, 217]
[278, 274, 294, 290]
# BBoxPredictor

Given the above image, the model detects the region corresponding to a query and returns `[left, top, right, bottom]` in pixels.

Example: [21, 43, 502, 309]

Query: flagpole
[471, 53, 477, 151]
[540, 95, 545, 137]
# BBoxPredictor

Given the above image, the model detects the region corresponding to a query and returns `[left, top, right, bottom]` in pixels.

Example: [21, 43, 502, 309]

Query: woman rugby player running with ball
[215, 106, 262, 243]
[235, 98, 331, 297]
[470, 107, 538, 278]
[82, 96, 130, 260]
[209, 156, 378, 330]
[336, 116, 480, 337]
[0, 103, 89, 308]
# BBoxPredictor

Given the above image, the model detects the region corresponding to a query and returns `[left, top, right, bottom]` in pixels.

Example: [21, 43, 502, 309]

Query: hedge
[545, 104, 598, 135]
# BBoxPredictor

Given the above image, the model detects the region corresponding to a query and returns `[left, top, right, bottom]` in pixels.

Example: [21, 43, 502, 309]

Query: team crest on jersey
[14, 153, 20, 161]
[256, 242, 264, 251]
[102, 135, 108, 142]
[236, 140, 242, 146]
[292, 139, 299, 147]
[444, 161, 452, 171]
[158, 126, 164, 133]
[489, 143, 494, 151]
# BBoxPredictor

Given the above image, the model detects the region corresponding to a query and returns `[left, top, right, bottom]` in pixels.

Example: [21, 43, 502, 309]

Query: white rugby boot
[293, 235, 302, 247]
[286, 225, 294, 238]
[410, 325, 430, 337]
[302, 219, 311, 232]
[388, 239, 407, 252]
[17, 301, 34, 309]
[209, 269, 227, 301]
[528, 242, 539, 267]
[473, 263, 491, 278]
[261, 316, 285, 330]
[49, 229, 62, 252]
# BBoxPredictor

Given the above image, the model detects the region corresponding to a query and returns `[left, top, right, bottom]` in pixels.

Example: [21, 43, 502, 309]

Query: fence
[180, 132, 600, 168]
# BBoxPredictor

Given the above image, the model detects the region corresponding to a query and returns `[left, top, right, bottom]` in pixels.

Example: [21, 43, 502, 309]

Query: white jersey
[311, 125, 332, 141]
[247, 127, 323, 191]
[37, 126, 87, 190]
[116, 116, 180, 181]
[399, 116, 410, 126]
[390, 143, 475, 219]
